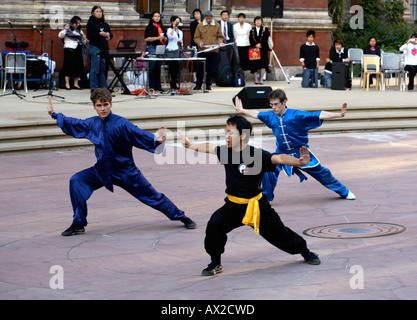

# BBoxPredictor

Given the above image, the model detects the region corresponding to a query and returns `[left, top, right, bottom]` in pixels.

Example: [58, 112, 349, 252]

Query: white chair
[3, 52, 27, 93]
[348, 48, 363, 87]
[0, 53, 3, 89]
[381, 53, 404, 91]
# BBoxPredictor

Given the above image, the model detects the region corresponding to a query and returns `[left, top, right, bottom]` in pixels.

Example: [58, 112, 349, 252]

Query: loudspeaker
[233, 86, 272, 109]
[331, 62, 350, 90]
[261, 0, 284, 18]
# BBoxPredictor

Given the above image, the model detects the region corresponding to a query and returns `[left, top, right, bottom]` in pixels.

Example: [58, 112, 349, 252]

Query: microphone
[33, 25, 43, 34]
[8, 20, 13, 28]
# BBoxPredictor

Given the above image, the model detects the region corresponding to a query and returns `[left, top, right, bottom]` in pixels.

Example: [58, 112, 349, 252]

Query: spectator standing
[144, 11, 167, 92]
[233, 13, 252, 73]
[219, 10, 234, 44]
[166, 16, 183, 91]
[193, 11, 225, 91]
[87, 6, 113, 92]
[300, 30, 320, 88]
[190, 9, 202, 48]
[249, 16, 270, 85]
[190, 9, 203, 83]
[59, 16, 87, 90]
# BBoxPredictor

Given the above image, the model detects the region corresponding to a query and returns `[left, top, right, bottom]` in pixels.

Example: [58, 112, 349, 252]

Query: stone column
[162, 0, 190, 21]
[211, 0, 226, 17]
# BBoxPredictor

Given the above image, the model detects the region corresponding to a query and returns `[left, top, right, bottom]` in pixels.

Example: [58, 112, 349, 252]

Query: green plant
[342, 0, 417, 54]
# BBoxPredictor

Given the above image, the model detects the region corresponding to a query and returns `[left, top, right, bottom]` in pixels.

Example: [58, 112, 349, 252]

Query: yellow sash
[227, 193, 263, 235]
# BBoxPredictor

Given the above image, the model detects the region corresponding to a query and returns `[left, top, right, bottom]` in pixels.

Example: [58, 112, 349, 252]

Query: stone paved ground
[1, 130, 417, 301]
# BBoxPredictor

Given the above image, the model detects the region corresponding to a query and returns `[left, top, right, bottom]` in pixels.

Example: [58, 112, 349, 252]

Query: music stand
[0, 21, 26, 99]
[33, 28, 65, 100]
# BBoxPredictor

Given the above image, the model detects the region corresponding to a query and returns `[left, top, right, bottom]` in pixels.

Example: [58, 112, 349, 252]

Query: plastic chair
[381, 53, 404, 91]
[3, 52, 27, 92]
[348, 48, 363, 87]
[362, 55, 384, 91]
[0, 53, 3, 89]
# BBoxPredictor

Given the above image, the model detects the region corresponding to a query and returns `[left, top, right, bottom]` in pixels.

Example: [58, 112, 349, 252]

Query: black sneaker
[61, 224, 85, 236]
[201, 262, 223, 276]
[303, 251, 321, 265]
[180, 216, 197, 229]
[193, 85, 202, 91]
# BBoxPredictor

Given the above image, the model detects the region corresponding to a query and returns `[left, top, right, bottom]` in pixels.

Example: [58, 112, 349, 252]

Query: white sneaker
[345, 191, 356, 200]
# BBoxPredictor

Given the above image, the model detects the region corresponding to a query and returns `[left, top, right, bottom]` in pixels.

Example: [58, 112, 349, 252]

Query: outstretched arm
[155, 126, 167, 144]
[47, 96, 54, 116]
[177, 129, 217, 154]
[271, 146, 310, 167]
[320, 103, 347, 120]
[233, 96, 259, 119]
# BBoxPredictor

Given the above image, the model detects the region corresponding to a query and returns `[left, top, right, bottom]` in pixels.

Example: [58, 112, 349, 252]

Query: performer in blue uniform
[233, 88, 355, 201]
[47, 88, 196, 236]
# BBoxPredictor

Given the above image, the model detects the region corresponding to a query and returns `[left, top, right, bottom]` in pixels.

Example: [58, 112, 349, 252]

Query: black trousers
[196, 52, 218, 87]
[204, 196, 309, 264]
[405, 65, 417, 90]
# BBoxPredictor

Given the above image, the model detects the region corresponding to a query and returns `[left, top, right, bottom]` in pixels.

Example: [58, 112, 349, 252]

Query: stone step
[2, 119, 417, 154]
[2, 102, 417, 154]
[3, 108, 417, 143]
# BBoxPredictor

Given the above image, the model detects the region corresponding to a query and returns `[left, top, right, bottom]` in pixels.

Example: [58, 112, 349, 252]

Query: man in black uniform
[178, 115, 320, 276]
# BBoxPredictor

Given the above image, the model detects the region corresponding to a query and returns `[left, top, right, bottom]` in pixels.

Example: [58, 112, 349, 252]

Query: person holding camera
[59, 16, 87, 90]
[400, 33, 417, 91]
[166, 16, 183, 91]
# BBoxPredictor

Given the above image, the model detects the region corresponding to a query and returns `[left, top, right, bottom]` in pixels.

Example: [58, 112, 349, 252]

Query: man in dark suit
[220, 10, 234, 44]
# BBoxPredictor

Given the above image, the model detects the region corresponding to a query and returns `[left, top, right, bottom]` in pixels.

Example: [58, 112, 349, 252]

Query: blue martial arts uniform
[52, 111, 185, 226]
[258, 108, 349, 201]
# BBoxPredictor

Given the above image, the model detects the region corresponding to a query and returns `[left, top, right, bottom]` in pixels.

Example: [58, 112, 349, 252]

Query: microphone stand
[0, 21, 25, 99]
[33, 27, 65, 100]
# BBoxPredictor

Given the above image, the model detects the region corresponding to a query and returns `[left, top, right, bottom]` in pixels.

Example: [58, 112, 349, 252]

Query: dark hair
[170, 15, 181, 23]
[412, 33, 417, 38]
[192, 8, 202, 16]
[268, 89, 287, 103]
[148, 11, 165, 28]
[254, 16, 263, 24]
[91, 6, 105, 23]
[306, 30, 315, 38]
[334, 38, 344, 47]
[220, 10, 230, 16]
[226, 115, 253, 142]
[368, 36, 377, 43]
[237, 13, 246, 19]
[90, 88, 112, 104]
[70, 16, 82, 31]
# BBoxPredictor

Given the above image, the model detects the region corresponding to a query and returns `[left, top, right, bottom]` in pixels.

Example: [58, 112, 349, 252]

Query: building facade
[0, 0, 335, 72]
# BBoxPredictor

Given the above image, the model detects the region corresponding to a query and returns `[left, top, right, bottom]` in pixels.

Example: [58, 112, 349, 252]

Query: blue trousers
[146, 45, 163, 91]
[88, 45, 108, 91]
[69, 167, 185, 226]
[301, 68, 319, 88]
[262, 164, 349, 201]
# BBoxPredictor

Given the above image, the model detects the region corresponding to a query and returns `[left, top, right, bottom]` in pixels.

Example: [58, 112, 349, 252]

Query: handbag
[249, 48, 261, 60]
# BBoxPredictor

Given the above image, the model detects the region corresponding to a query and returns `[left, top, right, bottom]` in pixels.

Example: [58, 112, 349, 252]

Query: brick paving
[1, 127, 417, 300]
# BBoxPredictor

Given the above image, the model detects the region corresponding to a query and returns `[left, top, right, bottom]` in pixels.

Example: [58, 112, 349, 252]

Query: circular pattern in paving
[303, 222, 406, 239]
